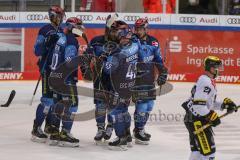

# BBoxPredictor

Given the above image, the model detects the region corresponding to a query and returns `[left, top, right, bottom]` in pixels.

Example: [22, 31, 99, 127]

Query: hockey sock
[95, 103, 106, 126]
[142, 112, 150, 127]
[45, 105, 53, 125]
[35, 103, 46, 126]
[62, 106, 78, 131]
[134, 111, 148, 130]
[111, 106, 127, 137]
[124, 111, 131, 130]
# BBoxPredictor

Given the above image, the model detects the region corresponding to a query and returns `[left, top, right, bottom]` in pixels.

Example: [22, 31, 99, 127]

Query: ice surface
[0, 81, 239, 160]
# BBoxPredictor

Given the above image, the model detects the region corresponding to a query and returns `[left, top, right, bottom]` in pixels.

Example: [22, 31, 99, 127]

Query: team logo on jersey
[152, 41, 158, 47]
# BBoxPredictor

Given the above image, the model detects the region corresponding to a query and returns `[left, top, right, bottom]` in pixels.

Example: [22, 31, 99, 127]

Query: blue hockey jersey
[50, 33, 79, 83]
[136, 35, 164, 86]
[34, 24, 63, 71]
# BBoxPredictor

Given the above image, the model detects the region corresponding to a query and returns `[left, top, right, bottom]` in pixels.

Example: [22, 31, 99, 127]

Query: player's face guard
[117, 28, 132, 41]
[134, 26, 147, 39]
[210, 62, 224, 78]
[49, 11, 66, 26]
[108, 28, 119, 42]
[71, 24, 85, 37]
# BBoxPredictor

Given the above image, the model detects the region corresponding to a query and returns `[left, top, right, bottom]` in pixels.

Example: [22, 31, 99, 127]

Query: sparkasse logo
[169, 36, 182, 53]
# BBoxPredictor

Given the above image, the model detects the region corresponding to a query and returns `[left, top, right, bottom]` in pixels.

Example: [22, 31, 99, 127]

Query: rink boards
[0, 13, 239, 83]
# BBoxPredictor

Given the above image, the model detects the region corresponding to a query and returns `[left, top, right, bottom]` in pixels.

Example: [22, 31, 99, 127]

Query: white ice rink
[0, 81, 239, 160]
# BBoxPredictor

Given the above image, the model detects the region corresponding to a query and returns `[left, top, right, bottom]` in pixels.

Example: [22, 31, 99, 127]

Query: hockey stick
[82, 33, 89, 46]
[29, 75, 41, 106]
[29, 48, 52, 106]
[1, 90, 16, 107]
[194, 105, 240, 135]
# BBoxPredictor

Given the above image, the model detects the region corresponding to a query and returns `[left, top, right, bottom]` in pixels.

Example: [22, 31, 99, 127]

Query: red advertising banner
[23, 28, 103, 80]
[21, 27, 240, 83]
[157, 29, 240, 83]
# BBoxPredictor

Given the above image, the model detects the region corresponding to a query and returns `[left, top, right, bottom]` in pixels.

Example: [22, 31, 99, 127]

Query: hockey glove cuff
[221, 98, 238, 114]
[205, 110, 221, 127]
[157, 66, 168, 86]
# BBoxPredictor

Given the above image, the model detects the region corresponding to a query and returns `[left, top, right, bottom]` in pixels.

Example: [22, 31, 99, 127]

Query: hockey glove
[157, 66, 168, 86]
[157, 72, 167, 86]
[99, 53, 108, 62]
[80, 62, 93, 81]
[205, 110, 221, 127]
[222, 98, 238, 114]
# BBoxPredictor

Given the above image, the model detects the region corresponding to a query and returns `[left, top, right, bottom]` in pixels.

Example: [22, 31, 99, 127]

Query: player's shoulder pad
[58, 26, 64, 33]
[131, 42, 140, 50]
[57, 34, 67, 46]
[57, 32, 65, 38]
[121, 41, 139, 55]
[131, 34, 139, 43]
[147, 35, 159, 47]
[197, 75, 213, 88]
[67, 33, 78, 46]
[39, 24, 55, 36]
[90, 35, 105, 46]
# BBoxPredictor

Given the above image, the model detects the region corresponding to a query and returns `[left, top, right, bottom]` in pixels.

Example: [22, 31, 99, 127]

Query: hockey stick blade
[1, 90, 16, 107]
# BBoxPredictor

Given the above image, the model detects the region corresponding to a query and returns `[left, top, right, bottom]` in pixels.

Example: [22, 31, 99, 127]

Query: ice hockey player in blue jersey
[48, 17, 85, 147]
[31, 6, 65, 143]
[99, 20, 139, 150]
[83, 14, 119, 144]
[132, 18, 168, 145]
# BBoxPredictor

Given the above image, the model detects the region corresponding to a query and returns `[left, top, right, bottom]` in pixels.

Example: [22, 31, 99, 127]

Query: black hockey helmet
[107, 20, 132, 42]
[112, 20, 132, 40]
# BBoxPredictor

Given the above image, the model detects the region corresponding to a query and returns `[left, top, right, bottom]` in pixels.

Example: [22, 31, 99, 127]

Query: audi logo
[27, 14, 48, 21]
[124, 15, 141, 22]
[227, 18, 240, 24]
[76, 15, 93, 21]
[179, 17, 196, 23]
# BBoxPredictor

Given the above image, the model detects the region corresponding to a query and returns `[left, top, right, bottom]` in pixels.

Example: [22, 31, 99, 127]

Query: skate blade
[47, 139, 59, 146]
[132, 134, 135, 139]
[135, 139, 149, 145]
[58, 141, 79, 148]
[31, 136, 47, 143]
[127, 142, 133, 148]
[108, 145, 128, 151]
[95, 140, 107, 146]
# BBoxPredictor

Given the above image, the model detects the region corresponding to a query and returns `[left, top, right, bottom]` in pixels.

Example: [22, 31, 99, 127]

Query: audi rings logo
[124, 15, 140, 22]
[76, 15, 93, 21]
[179, 17, 196, 23]
[27, 14, 48, 21]
[227, 18, 240, 24]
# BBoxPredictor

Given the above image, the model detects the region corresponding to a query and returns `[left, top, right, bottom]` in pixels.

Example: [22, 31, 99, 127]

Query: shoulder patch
[57, 36, 66, 46]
